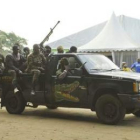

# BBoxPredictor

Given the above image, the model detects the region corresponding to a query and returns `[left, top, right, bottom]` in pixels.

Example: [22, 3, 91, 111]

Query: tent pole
[120, 51, 123, 68]
[138, 50, 140, 58]
[112, 51, 116, 64]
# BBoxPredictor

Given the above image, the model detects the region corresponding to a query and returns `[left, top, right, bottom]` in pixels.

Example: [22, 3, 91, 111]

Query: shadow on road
[22, 107, 100, 124]
[1, 107, 140, 127]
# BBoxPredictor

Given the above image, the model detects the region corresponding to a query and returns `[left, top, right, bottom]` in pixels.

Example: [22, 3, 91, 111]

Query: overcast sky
[0, 0, 140, 48]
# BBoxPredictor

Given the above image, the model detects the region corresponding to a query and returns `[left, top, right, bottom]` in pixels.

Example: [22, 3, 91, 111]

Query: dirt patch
[0, 107, 140, 140]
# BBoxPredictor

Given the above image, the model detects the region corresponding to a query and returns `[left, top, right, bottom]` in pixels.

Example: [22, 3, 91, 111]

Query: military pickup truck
[0, 53, 140, 125]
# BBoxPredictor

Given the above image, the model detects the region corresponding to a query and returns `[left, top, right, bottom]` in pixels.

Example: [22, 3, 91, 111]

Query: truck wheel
[95, 94, 126, 125]
[133, 110, 140, 117]
[46, 105, 57, 109]
[5, 91, 26, 114]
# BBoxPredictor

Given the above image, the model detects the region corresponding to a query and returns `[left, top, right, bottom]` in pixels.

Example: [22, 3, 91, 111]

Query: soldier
[55, 57, 80, 102]
[69, 46, 77, 53]
[20, 47, 31, 72]
[56, 57, 72, 79]
[67, 46, 77, 68]
[57, 46, 64, 53]
[23, 47, 30, 60]
[5, 45, 26, 93]
[26, 44, 46, 95]
[44, 45, 51, 59]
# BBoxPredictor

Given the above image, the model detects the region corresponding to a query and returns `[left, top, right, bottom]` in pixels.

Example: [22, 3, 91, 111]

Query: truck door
[52, 55, 88, 108]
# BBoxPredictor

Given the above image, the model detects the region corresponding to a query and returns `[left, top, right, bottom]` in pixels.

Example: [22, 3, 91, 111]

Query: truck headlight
[133, 82, 139, 93]
[133, 82, 140, 93]
[139, 83, 140, 91]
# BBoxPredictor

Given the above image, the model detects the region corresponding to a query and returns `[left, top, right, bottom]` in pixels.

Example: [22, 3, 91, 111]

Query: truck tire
[95, 94, 126, 125]
[133, 110, 140, 117]
[5, 91, 26, 114]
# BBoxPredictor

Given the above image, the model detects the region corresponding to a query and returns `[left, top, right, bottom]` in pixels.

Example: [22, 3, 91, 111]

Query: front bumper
[118, 94, 140, 109]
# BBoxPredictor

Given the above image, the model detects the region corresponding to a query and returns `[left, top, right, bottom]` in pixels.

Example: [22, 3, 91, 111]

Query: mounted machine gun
[40, 21, 60, 53]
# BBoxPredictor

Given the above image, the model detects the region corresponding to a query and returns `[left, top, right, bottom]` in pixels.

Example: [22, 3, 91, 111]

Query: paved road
[0, 106, 140, 140]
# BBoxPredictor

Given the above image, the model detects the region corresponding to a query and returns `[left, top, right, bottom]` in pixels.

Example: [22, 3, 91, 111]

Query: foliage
[0, 30, 28, 56]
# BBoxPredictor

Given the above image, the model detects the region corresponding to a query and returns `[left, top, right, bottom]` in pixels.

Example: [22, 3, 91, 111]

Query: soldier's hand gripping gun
[40, 21, 60, 52]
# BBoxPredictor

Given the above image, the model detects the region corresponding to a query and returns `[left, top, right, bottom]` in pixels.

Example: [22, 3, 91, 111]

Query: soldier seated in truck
[54, 57, 82, 102]
[56, 57, 72, 80]
[25, 44, 46, 95]
[5, 44, 26, 93]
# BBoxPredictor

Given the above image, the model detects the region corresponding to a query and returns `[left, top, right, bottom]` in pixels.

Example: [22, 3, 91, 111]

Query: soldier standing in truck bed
[26, 44, 46, 95]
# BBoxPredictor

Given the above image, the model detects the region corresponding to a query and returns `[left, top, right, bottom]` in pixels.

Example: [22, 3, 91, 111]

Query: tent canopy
[78, 13, 140, 52]
[48, 13, 140, 51]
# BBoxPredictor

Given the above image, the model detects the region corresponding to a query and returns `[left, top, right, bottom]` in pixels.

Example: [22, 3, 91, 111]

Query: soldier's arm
[56, 69, 67, 79]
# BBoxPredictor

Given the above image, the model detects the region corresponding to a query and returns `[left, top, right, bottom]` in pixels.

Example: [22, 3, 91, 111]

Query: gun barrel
[40, 21, 60, 46]
[52, 21, 60, 30]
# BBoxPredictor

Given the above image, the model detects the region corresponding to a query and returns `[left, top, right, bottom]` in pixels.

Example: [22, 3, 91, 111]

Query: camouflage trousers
[30, 69, 41, 90]
[30, 69, 41, 82]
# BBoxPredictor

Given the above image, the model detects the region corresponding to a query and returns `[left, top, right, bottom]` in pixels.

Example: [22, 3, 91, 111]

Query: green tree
[0, 30, 28, 56]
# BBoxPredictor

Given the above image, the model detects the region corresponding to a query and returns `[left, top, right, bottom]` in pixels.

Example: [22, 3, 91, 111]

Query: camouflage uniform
[26, 53, 46, 90]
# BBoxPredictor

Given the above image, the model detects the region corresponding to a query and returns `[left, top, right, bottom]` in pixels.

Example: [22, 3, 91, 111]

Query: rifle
[40, 21, 60, 51]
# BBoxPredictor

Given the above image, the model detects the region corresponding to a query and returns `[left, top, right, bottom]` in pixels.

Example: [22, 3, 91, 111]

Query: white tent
[48, 14, 140, 50]
[78, 13, 140, 67]
[78, 12, 140, 52]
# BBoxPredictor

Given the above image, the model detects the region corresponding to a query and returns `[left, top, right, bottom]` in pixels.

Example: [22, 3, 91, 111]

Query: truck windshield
[78, 54, 120, 72]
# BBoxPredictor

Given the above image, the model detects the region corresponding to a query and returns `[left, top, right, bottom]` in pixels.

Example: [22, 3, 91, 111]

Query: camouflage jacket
[26, 53, 46, 72]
